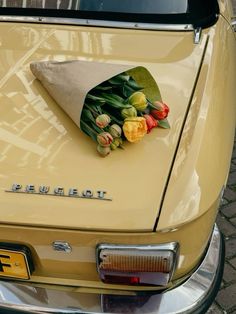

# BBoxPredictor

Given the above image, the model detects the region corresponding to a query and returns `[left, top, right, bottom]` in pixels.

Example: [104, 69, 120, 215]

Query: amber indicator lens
[97, 243, 179, 286]
[99, 249, 172, 272]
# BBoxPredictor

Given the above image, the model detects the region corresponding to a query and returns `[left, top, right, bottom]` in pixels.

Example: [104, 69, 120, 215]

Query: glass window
[0, 0, 219, 28]
[78, 0, 189, 14]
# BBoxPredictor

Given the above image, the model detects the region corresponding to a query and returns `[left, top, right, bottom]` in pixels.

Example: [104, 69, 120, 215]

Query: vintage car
[0, 0, 235, 313]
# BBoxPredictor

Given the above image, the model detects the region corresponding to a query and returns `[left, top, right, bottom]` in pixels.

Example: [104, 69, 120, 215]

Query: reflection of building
[0, 0, 80, 9]
[0, 66, 68, 167]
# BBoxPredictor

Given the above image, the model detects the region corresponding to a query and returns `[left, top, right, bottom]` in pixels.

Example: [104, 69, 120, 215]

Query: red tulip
[151, 101, 169, 120]
[144, 114, 158, 133]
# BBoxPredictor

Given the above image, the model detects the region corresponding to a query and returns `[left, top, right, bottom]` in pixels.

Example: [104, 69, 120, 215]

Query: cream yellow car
[0, 0, 235, 313]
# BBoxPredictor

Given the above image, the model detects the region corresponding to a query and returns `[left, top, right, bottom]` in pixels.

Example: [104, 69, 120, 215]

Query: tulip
[109, 124, 122, 138]
[123, 117, 147, 143]
[95, 114, 111, 128]
[151, 101, 169, 120]
[144, 114, 158, 133]
[97, 132, 113, 147]
[97, 145, 111, 157]
[121, 106, 137, 119]
[110, 142, 118, 150]
[110, 138, 122, 150]
[128, 92, 147, 111]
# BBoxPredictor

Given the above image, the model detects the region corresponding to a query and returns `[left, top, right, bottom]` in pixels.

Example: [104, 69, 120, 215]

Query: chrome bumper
[0, 224, 224, 314]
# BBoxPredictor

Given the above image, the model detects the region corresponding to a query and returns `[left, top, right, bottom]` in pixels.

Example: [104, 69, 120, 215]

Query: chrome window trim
[0, 15, 194, 31]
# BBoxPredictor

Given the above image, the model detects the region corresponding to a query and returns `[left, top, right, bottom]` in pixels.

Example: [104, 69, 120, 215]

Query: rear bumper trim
[0, 224, 224, 313]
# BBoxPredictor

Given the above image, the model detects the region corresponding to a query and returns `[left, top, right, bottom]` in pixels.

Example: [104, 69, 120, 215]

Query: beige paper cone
[30, 60, 133, 128]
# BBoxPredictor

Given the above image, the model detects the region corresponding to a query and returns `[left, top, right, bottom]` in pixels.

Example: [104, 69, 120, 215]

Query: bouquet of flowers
[80, 72, 170, 157]
[30, 60, 170, 157]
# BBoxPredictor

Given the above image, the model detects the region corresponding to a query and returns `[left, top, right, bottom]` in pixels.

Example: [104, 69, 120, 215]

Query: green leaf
[94, 85, 113, 91]
[80, 120, 98, 142]
[91, 121, 103, 133]
[102, 108, 123, 126]
[108, 74, 130, 85]
[84, 103, 98, 116]
[107, 93, 125, 103]
[127, 78, 143, 91]
[158, 119, 170, 129]
[122, 84, 135, 98]
[95, 105, 103, 115]
[82, 108, 96, 123]
[86, 94, 106, 104]
[101, 93, 131, 109]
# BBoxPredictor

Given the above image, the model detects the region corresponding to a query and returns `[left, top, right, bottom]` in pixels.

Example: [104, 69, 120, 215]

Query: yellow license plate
[0, 249, 30, 279]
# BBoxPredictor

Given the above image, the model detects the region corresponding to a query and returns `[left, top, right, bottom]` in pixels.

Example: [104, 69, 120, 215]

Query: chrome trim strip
[0, 224, 222, 313]
[0, 15, 194, 31]
[97, 242, 178, 252]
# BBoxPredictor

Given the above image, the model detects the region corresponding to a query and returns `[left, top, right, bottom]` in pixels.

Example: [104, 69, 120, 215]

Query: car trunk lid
[0, 22, 208, 231]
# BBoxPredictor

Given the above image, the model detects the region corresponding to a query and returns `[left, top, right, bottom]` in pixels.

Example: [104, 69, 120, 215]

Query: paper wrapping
[30, 60, 161, 128]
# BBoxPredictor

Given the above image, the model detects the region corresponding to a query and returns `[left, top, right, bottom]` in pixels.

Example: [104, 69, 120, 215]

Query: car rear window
[0, 0, 219, 28]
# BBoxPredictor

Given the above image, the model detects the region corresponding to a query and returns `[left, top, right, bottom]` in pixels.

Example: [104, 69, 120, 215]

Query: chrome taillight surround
[96, 243, 179, 286]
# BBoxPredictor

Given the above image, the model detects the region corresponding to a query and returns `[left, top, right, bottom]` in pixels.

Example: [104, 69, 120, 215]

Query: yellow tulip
[122, 117, 147, 143]
[129, 92, 147, 111]
[121, 106, 137, 119]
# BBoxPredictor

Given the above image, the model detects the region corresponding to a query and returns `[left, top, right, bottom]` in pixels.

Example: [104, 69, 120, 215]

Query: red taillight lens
[96, 243, 179, 286]
[103, 275, 140, 285]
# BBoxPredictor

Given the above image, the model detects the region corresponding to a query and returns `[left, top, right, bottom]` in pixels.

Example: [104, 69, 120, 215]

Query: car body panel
[0, 22, 208, 231]
[219, 0, 235, 21]
[158, 15, 236, 230]
[0, 198, 218, 287]
[0, 225, 224, 314]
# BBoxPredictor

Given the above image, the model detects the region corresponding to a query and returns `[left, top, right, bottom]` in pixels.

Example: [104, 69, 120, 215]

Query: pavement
[206, 134, 236, 314]
[233, 0, 236, 15]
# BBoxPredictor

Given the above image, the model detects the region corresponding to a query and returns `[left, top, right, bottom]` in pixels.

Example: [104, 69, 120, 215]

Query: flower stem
[102, 108, 123, 126]
[80, 120, 98, 142]
[147, 99, 159, 110]
[84, 103, 99, 117]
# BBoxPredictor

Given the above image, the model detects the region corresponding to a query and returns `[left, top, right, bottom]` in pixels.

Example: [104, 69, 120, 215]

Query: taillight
[96, 243, 179, 286]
